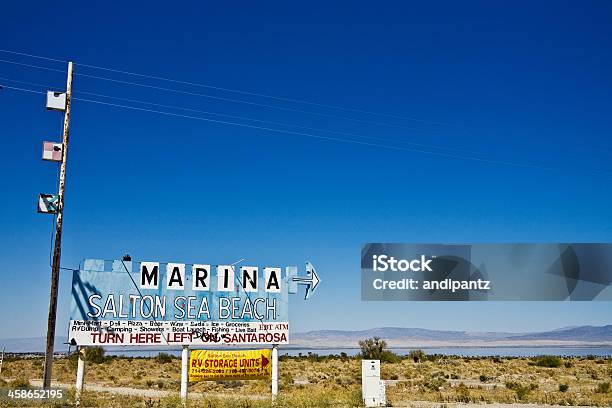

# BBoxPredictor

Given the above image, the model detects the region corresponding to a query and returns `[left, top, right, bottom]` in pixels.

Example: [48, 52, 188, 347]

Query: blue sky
[0, 1, 611, 340]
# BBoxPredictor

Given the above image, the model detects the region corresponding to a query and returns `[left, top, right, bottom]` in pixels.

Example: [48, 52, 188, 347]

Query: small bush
[380, 350, 400, 363]
[424, 377, 447, 391]
[506, 381, 537, 400]
[8, 378, 30, 389]
[559, 384, 569, 392]
[534, 355, 561, 368]
[479, 374, 490, 382]
[359, 337, 385, 359]
[155, 352, 174, 364]
[85, 346, 105, 364]
[455, 383, 471, 403]
[408, 349, 426, 363]
[596, 381, 610, 393]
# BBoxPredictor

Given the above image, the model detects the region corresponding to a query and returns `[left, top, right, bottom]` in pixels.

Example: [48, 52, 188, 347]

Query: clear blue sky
[1, 1, 611, 340]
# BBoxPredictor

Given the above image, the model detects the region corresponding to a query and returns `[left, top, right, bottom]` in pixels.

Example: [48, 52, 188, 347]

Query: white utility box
[362, 359, 386, 407]
[46, 91, 66, 111]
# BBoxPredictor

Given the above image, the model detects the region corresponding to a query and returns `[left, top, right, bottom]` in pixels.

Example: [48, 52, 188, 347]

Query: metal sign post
[75, 347, 86, 406]
[271, 344, 279, 400]
[181, 345, 189, 405]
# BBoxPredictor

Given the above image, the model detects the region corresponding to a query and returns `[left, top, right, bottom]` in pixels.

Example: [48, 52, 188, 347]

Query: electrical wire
[0, 58, 66, 74]
[69, 96, 581, 172]
[0, 75, 468, 152]
[0, 56, 461, 133]
[74, 71, 445, 133]
[2, 83, 611, 177]
[0, 49, 66, 63]
[0, 48, 461, 127]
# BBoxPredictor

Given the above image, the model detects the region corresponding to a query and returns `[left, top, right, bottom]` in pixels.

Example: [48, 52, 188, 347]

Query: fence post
[271, 344, 278, 400]
[75, 346, 86, 406]
[181, 345, 189, 405]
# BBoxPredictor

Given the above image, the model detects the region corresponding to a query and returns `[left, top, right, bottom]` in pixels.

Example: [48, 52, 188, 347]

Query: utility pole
[42, 61, 73, 389]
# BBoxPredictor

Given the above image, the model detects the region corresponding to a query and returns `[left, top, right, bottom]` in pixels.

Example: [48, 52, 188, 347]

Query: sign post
[188, 349, 272, 381]
[75, 347, 85, 406]
[181, 345, 189, 405]
[271, 344, 279, 400]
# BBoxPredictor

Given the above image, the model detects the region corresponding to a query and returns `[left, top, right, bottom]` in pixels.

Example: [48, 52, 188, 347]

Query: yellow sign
[189, 349, 272, 381]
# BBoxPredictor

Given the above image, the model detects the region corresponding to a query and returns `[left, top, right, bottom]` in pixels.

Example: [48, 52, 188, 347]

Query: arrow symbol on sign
[292, 262, 320, 300]
[262, 354, 270, 368]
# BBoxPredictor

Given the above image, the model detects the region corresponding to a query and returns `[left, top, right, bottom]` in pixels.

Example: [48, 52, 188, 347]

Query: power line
[68, 96, 584, 172]
[4, 74, 612, 159]
[0, 58, 66, 74]
[0, 48, 460, 128]
[0, 75, 471, 152]
[0, 55, 461, 134]
[2, 84, 611, 177]
[74, 71, 444, 133]
[0, 49, 67, 64]
[73, 90, 464, 152]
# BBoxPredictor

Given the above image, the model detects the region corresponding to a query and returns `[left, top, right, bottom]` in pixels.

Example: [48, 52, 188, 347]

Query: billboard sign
[189, 349, 272, 381]
[69, 259, 306, 347]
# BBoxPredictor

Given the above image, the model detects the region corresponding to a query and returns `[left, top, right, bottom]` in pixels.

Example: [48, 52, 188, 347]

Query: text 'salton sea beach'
[69, 259, 292, 346]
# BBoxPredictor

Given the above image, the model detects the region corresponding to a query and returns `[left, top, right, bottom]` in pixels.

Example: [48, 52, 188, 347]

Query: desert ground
[0, 352, 610, 407]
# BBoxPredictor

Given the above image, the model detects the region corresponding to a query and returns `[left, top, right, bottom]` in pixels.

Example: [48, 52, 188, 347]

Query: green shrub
[506, 381, 537, 400]
[408, 349, 426, 363]
[559, 384, 569, 392]
[8, 378, 30, 389]
[358, 337, 400, 364]
[534, 355, 561, 368]
[424, 376, 447, 391]
[155, 352, 174, 364]
[455, 383, 471, 403]
[380, 350, 400, 363]
[596, 381, 610, 393]
[359, 337, 386, 360]
[85, 346, 105, 364]
[479, 374, 489, 382]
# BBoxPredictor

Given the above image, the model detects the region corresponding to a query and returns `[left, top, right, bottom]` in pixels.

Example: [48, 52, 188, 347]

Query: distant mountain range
[289, 325, 612, 349]
[1, 326, 610, 352]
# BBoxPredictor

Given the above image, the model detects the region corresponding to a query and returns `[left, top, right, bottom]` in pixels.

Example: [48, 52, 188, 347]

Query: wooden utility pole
[42, 61, 73, 389]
